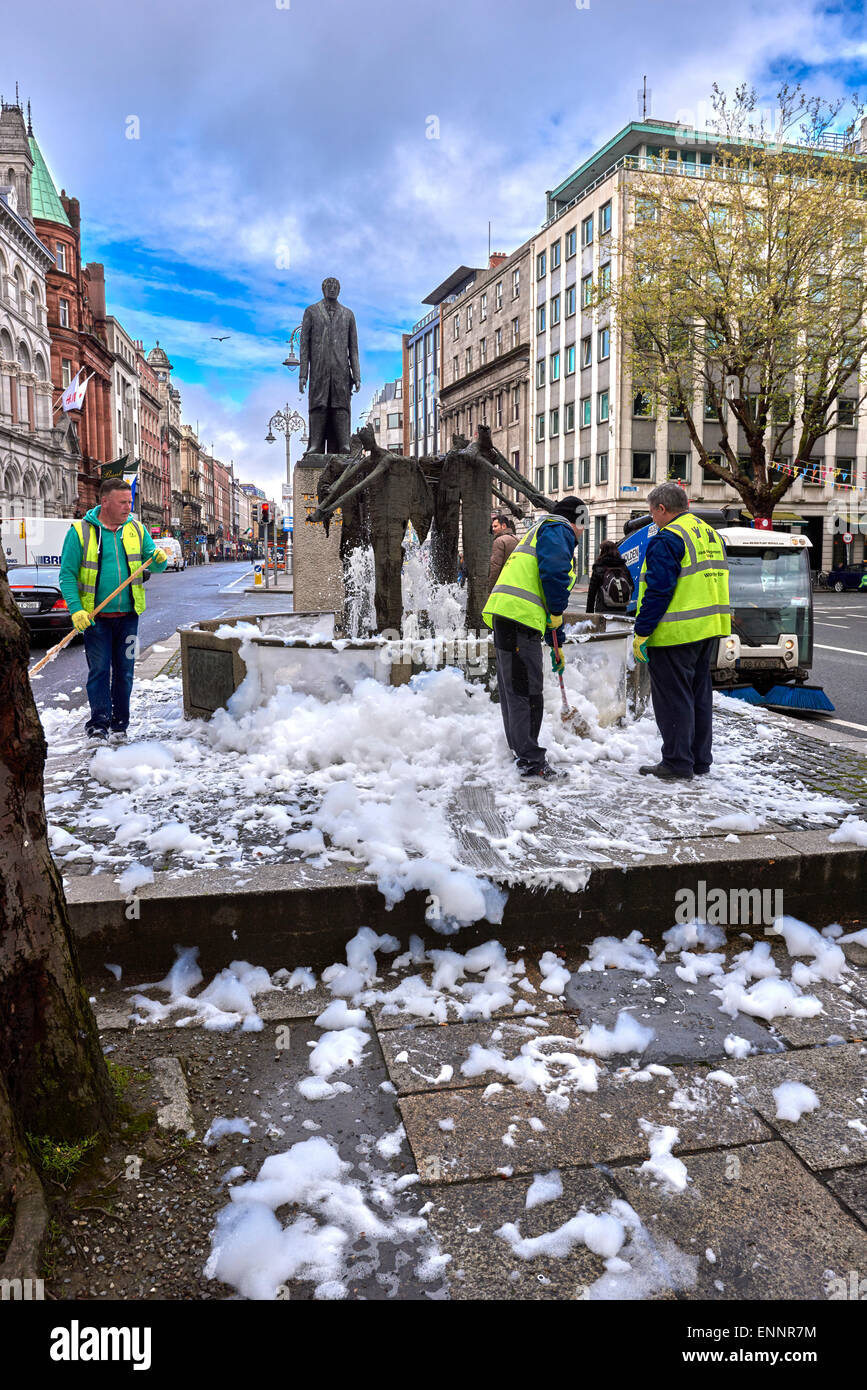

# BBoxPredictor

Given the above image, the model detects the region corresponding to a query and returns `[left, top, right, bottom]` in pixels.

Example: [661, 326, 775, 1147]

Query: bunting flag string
[766, 457, 865, 492]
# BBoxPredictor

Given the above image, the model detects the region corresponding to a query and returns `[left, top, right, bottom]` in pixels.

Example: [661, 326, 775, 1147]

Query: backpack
[601, 568, 631, 608]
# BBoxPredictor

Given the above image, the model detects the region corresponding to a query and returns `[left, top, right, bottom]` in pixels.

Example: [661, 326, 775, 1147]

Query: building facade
[134, 340, 163, 532]
[365, 377, 404, 452]
[530, 119, 867, 571]
[146, 341, 183, 538]
[0, 100, 76, 517]
[179, 423, 203, 561]
[437, 248, 531, 487]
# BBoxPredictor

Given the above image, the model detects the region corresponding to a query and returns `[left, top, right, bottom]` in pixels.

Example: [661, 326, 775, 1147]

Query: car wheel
[834, 581, 845, 592]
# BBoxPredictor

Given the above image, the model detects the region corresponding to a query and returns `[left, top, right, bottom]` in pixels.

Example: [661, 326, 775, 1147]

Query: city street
[27, 560, 283, 709]
[809, 592, 867, 739]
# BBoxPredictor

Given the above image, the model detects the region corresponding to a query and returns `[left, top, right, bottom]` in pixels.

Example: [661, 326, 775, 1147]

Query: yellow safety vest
[483, 515, 577, 634]
[73, 517, 147, 616]
[636, 513, 730, 647]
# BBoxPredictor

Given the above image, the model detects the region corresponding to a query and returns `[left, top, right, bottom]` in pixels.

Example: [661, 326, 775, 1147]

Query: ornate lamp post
[265, 404, 305, 579]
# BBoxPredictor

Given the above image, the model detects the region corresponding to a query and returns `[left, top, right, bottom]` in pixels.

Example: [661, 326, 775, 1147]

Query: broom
[550, 627, 591, 737]
[27, 556, 155, 679]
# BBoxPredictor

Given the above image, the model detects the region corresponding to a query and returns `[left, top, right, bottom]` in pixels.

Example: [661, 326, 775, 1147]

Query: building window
[566, 344, 576, 374]
[581, 274, 593, 307]
[836, 457, 855, 485]
[598, 390, 609, 422]
[581, 336, 592, 368]
[480, 292, 487, 321]
[536, 413, 545, 442]
[56, 241, 67, 272]
[465, 347, 473, 373]
[565, 285, 576, 317]
[564, 459, 574, 488]
[512, 449, 520, 474]
[702, 453, 724, 481]
[536, 358, 546, 388]
[582, 214, 593, 246]
[452, 355, 459, 382]
[551, 294, 561, 325]
[61, 357, 73, 388]
[480, 337, 487, 364]
[596, 452, 609, 484]
[467, 407, 473, 434]
[387, 412, 402, 428]
[537, 250, 547, 278]
[600, 201, 612, 235]
[495, 280, 503, 310]
[511, 317, 519, 347]
[668, 452, 689, 481]
[598, 327, 610, 360]
[550, 408, 560, 436]
[549, 462, 559, 491]
[58, 297, 70, 328]
[467, 303, 474, 330]
[599, 263, 611, 297]
[495, 327, 503, 356]
[566, 228, 577, 257]
[565, 402, 575, 432]
[512, 386, 520, 421]
[496, 392, 503, 427]
[581, 396, 592, 428]
[633, 388, 654, 417]
[579, 456, 591, 488]
[512, 267, 520, 297]
[537, 304, 546, 334]
[551, 241, 561, 269]
[550, 351, 560, 381]
[837, 398, 857, 426]
[535, 466, 545, 491]
[632, 451, 654, 481]
[453, 313, 460, 339]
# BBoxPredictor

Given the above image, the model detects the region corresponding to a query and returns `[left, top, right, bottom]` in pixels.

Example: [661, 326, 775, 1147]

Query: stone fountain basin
[178, 610, 633, 722]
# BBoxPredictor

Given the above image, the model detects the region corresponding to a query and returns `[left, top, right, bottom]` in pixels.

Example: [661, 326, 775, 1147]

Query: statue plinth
[293, 454, 345, 623]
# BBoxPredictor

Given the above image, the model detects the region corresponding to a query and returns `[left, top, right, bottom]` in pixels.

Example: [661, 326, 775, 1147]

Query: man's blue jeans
[82, 613, 139, 732]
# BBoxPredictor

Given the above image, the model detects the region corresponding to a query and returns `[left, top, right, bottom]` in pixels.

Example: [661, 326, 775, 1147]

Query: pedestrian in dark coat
[586, 539, 634, 613]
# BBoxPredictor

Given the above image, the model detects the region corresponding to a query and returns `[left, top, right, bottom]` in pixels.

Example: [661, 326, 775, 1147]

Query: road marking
[814, 643, 867, 656]
[821, 717, 867, 733]
[221, 568, 254, 592]
[815, 622, 851, 628]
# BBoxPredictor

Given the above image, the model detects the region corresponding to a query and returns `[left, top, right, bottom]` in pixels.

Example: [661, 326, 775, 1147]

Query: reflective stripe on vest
[482, 515, 576, 634]
[73, 517, 147, 615]
[636, 513, 731, 647]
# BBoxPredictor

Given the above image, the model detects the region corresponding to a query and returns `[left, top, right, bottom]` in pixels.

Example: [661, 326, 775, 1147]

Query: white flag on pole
[60, 369, 91, 413]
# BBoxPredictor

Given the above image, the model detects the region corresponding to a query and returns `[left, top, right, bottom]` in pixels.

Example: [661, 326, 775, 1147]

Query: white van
[159, 537, 185, 571]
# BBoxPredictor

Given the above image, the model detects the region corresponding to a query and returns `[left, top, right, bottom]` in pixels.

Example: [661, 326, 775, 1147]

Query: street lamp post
[265, 403, 305, 582]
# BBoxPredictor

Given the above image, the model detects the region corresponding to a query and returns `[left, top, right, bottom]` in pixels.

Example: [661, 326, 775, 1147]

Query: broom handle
[550, 627, 571, 714]
[27, 556, 155, 679]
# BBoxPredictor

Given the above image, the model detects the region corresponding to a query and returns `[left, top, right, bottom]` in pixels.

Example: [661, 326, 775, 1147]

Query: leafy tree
[608, 83, 867, 519]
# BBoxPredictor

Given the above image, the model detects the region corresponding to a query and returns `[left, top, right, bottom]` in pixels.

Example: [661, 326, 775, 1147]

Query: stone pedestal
[293, 454, 345, 623]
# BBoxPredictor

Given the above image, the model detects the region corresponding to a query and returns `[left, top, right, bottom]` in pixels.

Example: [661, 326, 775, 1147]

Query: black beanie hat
[552, 495, 587, 523]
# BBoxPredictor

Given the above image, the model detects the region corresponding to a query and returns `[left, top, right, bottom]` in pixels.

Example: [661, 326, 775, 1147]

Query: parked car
[7, 565, 74, 637]
[158, 537, 186, 571]
[822, 562, 867, 593]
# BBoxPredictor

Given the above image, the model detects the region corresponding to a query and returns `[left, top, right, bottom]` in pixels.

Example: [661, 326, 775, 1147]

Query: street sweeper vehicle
[618, 512, 834, 714]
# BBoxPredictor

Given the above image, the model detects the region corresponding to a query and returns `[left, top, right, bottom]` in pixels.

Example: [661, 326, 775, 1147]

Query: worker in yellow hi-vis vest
[633, 483, 730, 781]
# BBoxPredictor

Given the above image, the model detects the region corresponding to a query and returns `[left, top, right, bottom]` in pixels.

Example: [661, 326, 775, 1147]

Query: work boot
[86, 725, 109, 741]
[639, 762, 693, 781]
[520, 761, 566, 781]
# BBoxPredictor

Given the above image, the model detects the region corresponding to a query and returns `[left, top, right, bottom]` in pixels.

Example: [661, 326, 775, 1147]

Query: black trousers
[492, 616, 546, 768]
[647, 636, 717, 776]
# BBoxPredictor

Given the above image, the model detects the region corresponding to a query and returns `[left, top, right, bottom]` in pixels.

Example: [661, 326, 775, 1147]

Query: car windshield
[8, 566, 61, 586]
[727, 547, 812, 660]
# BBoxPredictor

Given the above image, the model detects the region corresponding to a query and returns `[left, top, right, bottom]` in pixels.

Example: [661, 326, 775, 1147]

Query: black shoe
[86, 726, 109, 741]
[639, 762, 693, 781]
[520, 761, 566, 781]
[694, 766, 711, 775]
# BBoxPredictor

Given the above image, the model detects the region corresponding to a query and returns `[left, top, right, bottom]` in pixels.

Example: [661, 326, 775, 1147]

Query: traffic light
[261, 502, 271, 525]
[250, 503, 260, 524]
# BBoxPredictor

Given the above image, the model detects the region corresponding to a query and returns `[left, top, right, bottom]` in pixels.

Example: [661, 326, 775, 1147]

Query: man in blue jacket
[483, 497, 586, 780]
[59, 478, 168, 739]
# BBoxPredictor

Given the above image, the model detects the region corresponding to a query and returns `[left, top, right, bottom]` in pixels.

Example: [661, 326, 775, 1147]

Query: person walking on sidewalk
[487, 513, 518, 592]
[586, 538, 633, 614]
[483, 497, 586, 781]
[59, 478, 168, 740]
[633, 482, 730, 781]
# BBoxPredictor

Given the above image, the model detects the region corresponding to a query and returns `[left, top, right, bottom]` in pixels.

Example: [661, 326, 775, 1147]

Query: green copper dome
[28, 134, 70, 226]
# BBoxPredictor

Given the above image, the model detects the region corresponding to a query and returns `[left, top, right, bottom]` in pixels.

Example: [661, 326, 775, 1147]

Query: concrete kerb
[65, 831, 867, 976]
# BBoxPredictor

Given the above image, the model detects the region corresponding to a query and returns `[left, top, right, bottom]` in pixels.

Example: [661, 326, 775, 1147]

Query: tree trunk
[0, 552, 115, 1234]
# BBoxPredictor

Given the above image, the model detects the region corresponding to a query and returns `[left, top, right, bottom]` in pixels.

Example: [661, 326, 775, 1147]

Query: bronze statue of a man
[299, 277, 361, 454]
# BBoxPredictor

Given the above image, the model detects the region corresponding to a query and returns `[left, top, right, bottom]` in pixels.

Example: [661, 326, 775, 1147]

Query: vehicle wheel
[817, 571, 828, 587]
[834, 581, 845, 593]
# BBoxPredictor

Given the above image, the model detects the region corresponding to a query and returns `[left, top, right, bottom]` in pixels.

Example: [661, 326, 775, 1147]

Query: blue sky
[7, 0, 867, 493]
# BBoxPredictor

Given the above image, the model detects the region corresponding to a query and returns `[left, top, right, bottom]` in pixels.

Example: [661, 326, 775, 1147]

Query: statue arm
[299, 309, 312, 389]
[315, 457, 388, 520]
[348, 311, 360, 391]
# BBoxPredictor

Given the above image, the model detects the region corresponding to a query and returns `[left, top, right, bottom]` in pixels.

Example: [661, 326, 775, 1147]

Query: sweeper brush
[723, 684, 835, 713]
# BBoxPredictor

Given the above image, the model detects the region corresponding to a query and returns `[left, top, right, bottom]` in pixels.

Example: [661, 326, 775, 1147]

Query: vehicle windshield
[726, 547, 812, 661]
[7, 566, 61, 586]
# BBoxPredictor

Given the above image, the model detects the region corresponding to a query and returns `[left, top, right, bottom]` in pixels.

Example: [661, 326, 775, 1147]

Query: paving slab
[564, 963, 784, 1065]
[379, 1016, 583, 1097]
[369, 959, 570, 1032]
[398, 1064, 772, 1183]
[769, 974, 867, 1048]
[727, 1042, 867, 1171]
[826, 1164, 867, 1228]
[612, 1141, 867, 1300]
[419, 1167, 635, 1301]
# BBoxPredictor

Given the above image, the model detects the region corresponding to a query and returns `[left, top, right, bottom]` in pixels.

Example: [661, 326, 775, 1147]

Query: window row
[536, 390, 610, 439]
[537, 202, 613, 277]
[451, 270, 521, 337]
[536, 268, 611, 333]
[451, 320, 521, 379]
